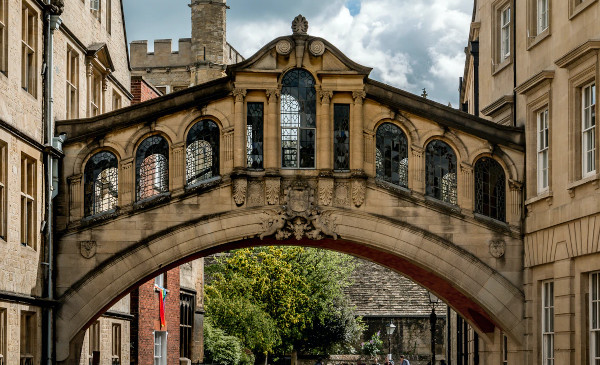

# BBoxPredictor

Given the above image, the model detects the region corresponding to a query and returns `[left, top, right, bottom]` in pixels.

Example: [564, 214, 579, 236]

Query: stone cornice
[555, 39, 600, 69]
[480, 95, 513, 117]
[515, 70, 555, 95]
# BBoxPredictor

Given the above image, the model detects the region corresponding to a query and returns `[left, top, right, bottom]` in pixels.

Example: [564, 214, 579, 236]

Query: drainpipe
[512, 0, 517, 127]
[469, 40, 480, 117]
[42, 2, 63, 365]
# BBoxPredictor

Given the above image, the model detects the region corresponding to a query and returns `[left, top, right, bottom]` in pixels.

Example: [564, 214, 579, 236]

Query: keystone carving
[259, 180, 337, 240]
[80, 240, 97, 259]
[292, 14, 309, 35]
[352, 179, 366, 207]
[232, 177, 247, 206]
[489, 239, 506, 258]
[309, 40, 325, 56]
[276, 39, 293, 55]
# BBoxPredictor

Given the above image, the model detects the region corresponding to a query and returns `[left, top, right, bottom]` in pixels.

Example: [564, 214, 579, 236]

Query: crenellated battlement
[130, 39, 193, 68]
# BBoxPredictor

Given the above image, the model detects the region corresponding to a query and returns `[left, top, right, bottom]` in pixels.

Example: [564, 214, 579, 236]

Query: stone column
[120, 158, 134, 205]
[351, 90, 366, 171]
[460, 163, 474, 211]
[232, 88, 246, 169]
[265, 89, 280, 171]
[318, 90, 333, 171]
[508, 179, 523, 225]
[171, 143, 185, 191]
[86, 61, 93, 117]
[101, 75, 108, 114]
[410, 145, 425, 194]
[68, 174, 82, 222]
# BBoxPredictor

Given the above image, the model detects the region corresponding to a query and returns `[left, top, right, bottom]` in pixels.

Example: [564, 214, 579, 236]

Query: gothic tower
[190, 0, 228, 83]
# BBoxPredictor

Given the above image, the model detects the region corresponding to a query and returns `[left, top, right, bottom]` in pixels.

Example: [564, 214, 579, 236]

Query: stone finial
[292, 15, 308, 35]
[421, 88, 428, 98]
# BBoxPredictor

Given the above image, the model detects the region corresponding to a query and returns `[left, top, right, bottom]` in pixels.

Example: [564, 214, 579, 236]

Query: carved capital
[86, 62, 93, 77]
[352, 90, 366, 104]
[232, 88, 247, 103]
[508, 179, 523, 191]
[266, 89, 280, 104]
[318, 90, 333, 105]
[102, 76, 109, 91]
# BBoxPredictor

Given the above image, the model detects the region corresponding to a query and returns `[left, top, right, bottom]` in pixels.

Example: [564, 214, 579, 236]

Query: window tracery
[425, 140, 457, 204]
[136, 136, 169, 200]
[375, 123, 408, 187]
[186, 120, 220, 185]
[84, 151, 118, 216]
[475, 157, 506, 221]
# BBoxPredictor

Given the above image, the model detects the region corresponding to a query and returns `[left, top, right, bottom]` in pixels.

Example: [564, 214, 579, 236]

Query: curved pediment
[226, 34, 372, 76]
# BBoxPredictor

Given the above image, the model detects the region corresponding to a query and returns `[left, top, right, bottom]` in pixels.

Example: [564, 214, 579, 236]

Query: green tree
[205, 246, 363, 359]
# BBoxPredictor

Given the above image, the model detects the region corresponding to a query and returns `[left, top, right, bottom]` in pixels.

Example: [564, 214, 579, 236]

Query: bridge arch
[55, 207, 524, 362]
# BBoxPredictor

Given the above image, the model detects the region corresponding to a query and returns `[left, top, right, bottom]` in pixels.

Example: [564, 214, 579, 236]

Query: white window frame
[154, 273, 165, 288]
[500, 5, 511, 61]
[66, 48, 79, 119]
[542, 281, 554, 365]
[582, 82, 596, 178]
[112, 323, 121, 365]
[20, 155, 36, 249]
[153, 331, 167, 365]
[537, 0, 549, 34]
[590, 272, 600, 365]
[537, 108, 549, 193]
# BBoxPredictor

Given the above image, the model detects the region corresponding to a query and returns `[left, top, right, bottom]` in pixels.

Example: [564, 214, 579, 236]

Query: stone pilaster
[318, 89, 333, 171]
[120, 158, 134, 205]
[410, 145, 425, 194]
[68, 174, 83, 222]
[171, 143, 185, 191]
[265, 89, 280, 170]
[351, 90, 366, 171]
[232, 88, 246, 169]
[460, 163, 474, 211]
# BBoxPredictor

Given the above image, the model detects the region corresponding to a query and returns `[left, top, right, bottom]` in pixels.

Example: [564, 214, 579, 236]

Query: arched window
[186, 120, 219, 185]
[475, 157, 506, 221]
[426, 140, 457, 204]
[280, 69, 316, 168]
[136, 135, 169, 201]
[84, 151, 118, 216]
[375, 123, 409, 187]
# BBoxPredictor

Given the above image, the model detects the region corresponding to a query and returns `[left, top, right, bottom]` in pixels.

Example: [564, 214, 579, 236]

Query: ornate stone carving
[266, 89, 280, 104]
[334, 182, 350, 206]
[318, 90, 333, 104]
[232, 88, 247, 103]
[247, 180, 264, 206]
[292, 14, 308, 35]
[265, 178, 280, 205]
[80, 240, 97, 259]
[259, 180, 337, 240]
[318, 178, 334, 206]
[309, 40, 325, 56]
[352, 90, 366, 105]
[352, 179, 366, 207]
[232, 178, 247, 206]
[489, 239, 506, 258]
[275, 39, 293, 55]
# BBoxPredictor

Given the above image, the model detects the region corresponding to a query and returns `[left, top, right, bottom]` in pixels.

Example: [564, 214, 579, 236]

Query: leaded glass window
[426, 140, 457, 204]
[281, 69, 316, 168]
[376, 123, 408, 187]
[334, 104, 350, 170]
[84, 151, 118, 216]
[475, 157, 506, 221]
[186, 120, 219, 185]
[136, 136, 169, 200]
[247, 102, 264, 169]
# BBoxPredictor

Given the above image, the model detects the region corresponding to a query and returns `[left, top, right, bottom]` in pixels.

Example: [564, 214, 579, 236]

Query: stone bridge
[54, 22, 526, 363]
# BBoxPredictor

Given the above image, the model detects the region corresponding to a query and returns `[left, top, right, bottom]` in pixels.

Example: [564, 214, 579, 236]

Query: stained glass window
[136, 136, 169, 201]
[186, 120, 219, 185]
[281, 69, 316, 168]
[425, 140, 457, 204]
[474, 157, 505, 221]
[247, 102, 264, 169]
[334, 104, 350, 170]
[375, 123, 408, 187]
[84, 151, 118, 216]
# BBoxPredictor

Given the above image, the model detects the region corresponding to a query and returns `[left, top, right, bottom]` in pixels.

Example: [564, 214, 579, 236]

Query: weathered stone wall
[190, 0, 226, 64]
[78, 316, 131, 365]
[131, 76, 162, 105]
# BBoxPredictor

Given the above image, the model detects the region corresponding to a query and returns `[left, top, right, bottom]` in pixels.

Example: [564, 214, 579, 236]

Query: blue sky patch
[345, 0, 361, 16]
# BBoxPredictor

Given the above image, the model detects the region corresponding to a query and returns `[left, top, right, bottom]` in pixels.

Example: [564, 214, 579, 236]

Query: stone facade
[460, 0, 600, 364]
[0, 0, 131, 364]
[53, 19, 526, 364]
[130, 0, 243, 92]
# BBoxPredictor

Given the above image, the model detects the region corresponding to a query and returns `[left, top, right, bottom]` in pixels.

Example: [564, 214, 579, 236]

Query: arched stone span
[55, 195, 524, 361]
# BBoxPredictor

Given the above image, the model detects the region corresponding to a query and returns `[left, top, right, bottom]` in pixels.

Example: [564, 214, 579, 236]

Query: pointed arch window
[136, 136, 169, 201]
[474, 157, 506, 221]
[84, 151, 118, 216]
[376, 122, 409, 187]
[186, 120, 219, 185]
[281, 69, 316, 168]
[426, 140, 457, 204]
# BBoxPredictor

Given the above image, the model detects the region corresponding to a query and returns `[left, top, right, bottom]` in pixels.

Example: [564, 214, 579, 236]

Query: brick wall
[131, 76, 162, 105]
[131, 267, 180, 365]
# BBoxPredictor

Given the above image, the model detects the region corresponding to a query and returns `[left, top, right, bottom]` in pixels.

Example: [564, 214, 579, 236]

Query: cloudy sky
[123, 0, 473, 106]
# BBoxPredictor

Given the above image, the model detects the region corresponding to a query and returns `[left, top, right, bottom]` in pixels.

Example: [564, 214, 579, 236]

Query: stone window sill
[493, 57, 512, 76]
[570, 0, 597, 20]
[527, 29, 550, 51]
[567, 173, 600, 197]
[525, 190, 553, 206]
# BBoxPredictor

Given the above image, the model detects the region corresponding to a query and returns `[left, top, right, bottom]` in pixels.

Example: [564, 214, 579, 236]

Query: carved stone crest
[334, 182, 350, 206]
[352, 179, 366, 207]
[489, 239, 506, 258]
[247, 180, 264, 206]
[259, 179, 337, 240]
[276, 39, 293, 55]
[309, 40, 325, 56]
[80, 240, 97, 259]
[292, 15, 308, 35]
[232, 178, 247, 206]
